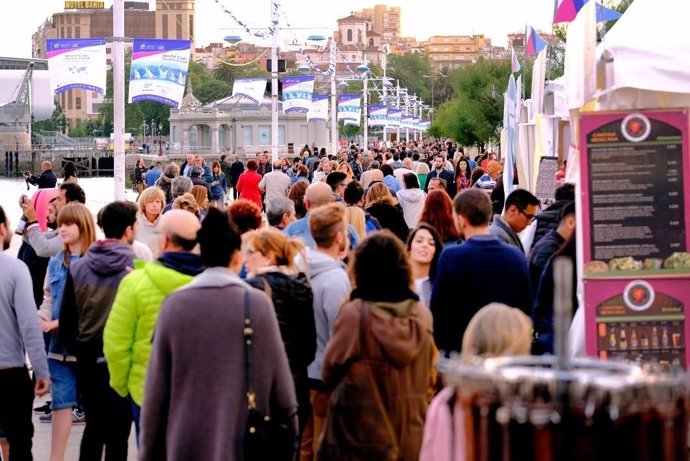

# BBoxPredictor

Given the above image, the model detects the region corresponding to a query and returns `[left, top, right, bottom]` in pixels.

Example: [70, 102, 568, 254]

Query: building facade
[423, 35, 489, 71]
[168, 95, 329, 157]
[351, 5, 401, 43]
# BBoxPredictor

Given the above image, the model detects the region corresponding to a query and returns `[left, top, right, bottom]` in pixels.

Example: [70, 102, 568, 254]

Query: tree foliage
[432, 58, 530, 147]
[387, 53, 433, 102]
[33, 102, 68, 134]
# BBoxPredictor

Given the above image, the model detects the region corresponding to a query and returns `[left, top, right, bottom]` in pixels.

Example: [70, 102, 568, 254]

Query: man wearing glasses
[489, 189, 540, 255]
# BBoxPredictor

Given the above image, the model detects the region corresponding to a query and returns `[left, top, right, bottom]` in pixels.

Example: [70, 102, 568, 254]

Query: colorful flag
[282, 75, 314, 113]
[46, 39, 107, 96]
[525, 25, 548, 57]
[554, 0, 588, 24]
[129, 39, 192, 108]
[307, 94, 329, 122]
[595, 3, 622, 22]
[511, 47, 521, 73]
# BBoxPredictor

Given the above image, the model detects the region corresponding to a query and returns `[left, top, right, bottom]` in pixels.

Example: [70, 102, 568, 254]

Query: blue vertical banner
[282, 75, 315, 113]
[401, 115, 415, 129]
[129, 39, 192, 108]
[387, 109, 402, 127]
[307, 94, 329, 122]
[368, 105, 388, 127]
[337, 94, 361, 124]
[46, 39, 107, 95]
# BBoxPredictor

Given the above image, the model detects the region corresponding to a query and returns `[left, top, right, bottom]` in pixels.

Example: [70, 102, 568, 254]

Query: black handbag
[242, 289, 296, 461]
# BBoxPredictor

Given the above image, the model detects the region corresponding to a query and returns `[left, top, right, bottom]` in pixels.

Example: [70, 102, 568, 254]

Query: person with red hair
[419, 190, 460, 245]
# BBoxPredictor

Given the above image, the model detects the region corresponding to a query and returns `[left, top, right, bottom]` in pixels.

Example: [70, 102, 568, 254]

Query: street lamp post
[158, 122, 163, 155]
[270, 3, 279, 163]
[140, 122, 148, 148]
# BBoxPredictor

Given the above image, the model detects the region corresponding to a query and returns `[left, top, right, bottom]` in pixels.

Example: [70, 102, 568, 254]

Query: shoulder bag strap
[242, 289, 256, 410]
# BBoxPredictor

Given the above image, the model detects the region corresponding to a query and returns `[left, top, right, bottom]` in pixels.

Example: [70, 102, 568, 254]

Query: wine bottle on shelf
[620, 329, 628, 350]
[609, 327, 617, 349]
[630, 328, 639, 349]
[661, 327, 669, 348]
[651, 326, 660, 348]
[640, 329, 649, 349]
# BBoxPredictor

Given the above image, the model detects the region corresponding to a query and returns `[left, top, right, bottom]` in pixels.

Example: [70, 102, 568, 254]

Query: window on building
[369, 38, 374, 46]
[243, 126, 253, 145]
[189, 14, 194, 39]
[66, 27, 72, 38]
[162, 14, 168, 38]
[67, 15, 72, 24]
[176, 14, 182, 38]
[75, 97, 82, 110]
[68, 94, 73, 110]
[258, 126, 271, 145]
[347, 29, 353, 42]
[75, 26, 80, 38]
[278, 125, 285, 145]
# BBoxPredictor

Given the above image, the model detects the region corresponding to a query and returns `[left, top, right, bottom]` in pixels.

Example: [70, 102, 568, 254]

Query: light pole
[140, 122, 148, 147]
[113, 0, 125, 199]
[158, 122, 162, 155]
[270, 2, 279, 162]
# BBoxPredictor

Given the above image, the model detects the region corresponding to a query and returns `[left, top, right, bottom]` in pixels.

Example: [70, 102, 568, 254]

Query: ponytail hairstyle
[243, 228, 305, 271]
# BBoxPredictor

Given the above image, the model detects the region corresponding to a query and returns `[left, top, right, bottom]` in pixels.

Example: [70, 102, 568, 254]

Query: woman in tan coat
[319, 231, 437, 461]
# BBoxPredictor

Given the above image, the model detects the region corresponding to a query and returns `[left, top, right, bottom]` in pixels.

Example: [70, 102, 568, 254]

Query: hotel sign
[64, 1, 105, 9]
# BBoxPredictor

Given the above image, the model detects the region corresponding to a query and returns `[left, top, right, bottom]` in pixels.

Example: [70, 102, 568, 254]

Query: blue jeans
[130, 397, 141, 447]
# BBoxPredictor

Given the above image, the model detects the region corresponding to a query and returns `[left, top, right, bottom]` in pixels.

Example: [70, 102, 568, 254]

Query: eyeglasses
[518, 208, 538, 222]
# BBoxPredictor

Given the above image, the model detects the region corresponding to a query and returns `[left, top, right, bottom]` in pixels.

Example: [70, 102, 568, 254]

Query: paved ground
[31, 395, 138, 460]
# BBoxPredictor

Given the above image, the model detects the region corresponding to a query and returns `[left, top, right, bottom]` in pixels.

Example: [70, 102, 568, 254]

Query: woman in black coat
[243, 228, 316, 436]
[364, 182, 410, 242]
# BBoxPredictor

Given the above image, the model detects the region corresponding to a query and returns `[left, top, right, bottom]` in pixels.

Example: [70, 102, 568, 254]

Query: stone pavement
[31, 395, 138, 460]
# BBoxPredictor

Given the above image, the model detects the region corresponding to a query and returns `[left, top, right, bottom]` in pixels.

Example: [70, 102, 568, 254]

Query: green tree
[386, 53, 434, 102]
[194, 79, 232, 104]
[432, 58, 527, 147]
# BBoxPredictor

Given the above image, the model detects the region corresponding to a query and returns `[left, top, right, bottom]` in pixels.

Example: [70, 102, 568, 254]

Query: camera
[14, 195, 30, 236]
[23, 170, 31, 177]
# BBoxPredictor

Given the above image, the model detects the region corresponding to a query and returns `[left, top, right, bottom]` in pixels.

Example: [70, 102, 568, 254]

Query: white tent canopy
[599, 0, 690, 108]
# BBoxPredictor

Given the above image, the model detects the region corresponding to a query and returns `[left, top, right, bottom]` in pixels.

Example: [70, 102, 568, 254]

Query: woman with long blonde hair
[243, 228, 316, 438]
[37, 203, 96, 461]
[364, 182, 409, 242]
[344, 205, 367, 241]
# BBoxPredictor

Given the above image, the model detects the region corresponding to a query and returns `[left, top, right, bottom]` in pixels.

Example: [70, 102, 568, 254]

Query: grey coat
[139, 267, 298, 461]
[489, 215, 525, 255]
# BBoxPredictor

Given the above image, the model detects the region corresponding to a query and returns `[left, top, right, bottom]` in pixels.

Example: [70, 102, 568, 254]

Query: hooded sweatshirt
[302, 248, 351, 383]
[59, 240, 135, 357]
[321, 296, 437, 461]
[396, 188, 427, 229]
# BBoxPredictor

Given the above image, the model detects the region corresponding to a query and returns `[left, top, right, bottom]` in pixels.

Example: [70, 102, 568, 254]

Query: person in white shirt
[259, 159, 292, 209]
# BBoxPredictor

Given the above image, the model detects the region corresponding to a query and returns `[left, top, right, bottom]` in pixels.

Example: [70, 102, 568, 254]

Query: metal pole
[113, 0, 125, 200]
[362, 75, 368, 151]
[330, 72, 337, 155]
[270, 2, 280, 163]
[395, 81, 400, 142]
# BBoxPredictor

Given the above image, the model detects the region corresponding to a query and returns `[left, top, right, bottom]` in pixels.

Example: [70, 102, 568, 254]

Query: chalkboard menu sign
[535, 157, 559, 207]
[581, 111, 690, 275]
[580, 110, 690, 369]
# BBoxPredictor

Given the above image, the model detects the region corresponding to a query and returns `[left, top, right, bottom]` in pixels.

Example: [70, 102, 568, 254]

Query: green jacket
[104, 260, 194, 406]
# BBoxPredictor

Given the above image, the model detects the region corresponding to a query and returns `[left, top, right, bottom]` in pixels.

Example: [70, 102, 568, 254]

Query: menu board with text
[580, 110, 690, 368]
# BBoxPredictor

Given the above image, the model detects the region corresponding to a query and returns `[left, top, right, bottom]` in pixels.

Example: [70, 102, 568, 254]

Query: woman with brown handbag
[318, 231, 437, 461]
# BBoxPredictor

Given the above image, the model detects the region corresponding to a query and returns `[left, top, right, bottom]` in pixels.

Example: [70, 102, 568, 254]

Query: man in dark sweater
[430, 189, 532, 355]
[60, 201, 138, 459]
[25, 161, 58, 189]
[528, 200, 575, 297]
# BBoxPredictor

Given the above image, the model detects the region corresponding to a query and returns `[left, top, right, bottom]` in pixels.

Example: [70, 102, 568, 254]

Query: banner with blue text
[129, 39, 191, 108]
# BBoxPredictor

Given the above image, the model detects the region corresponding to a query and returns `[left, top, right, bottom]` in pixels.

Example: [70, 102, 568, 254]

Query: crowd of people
[0, 138, 578, 460]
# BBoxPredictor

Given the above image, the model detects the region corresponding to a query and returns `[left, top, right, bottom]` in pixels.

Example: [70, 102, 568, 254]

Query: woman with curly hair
[227, 199, 263, 234]
[419, 190, 460, 245]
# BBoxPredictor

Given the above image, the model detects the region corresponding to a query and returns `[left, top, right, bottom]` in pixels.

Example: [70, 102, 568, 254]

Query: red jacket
[235, 170, 262, 208]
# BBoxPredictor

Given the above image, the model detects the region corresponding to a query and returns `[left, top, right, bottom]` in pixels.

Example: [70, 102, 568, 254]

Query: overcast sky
[0, 0, 555, 58]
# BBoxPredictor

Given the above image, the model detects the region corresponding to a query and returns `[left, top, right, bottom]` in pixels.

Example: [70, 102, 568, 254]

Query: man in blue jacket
[430, 189, 531, 355]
